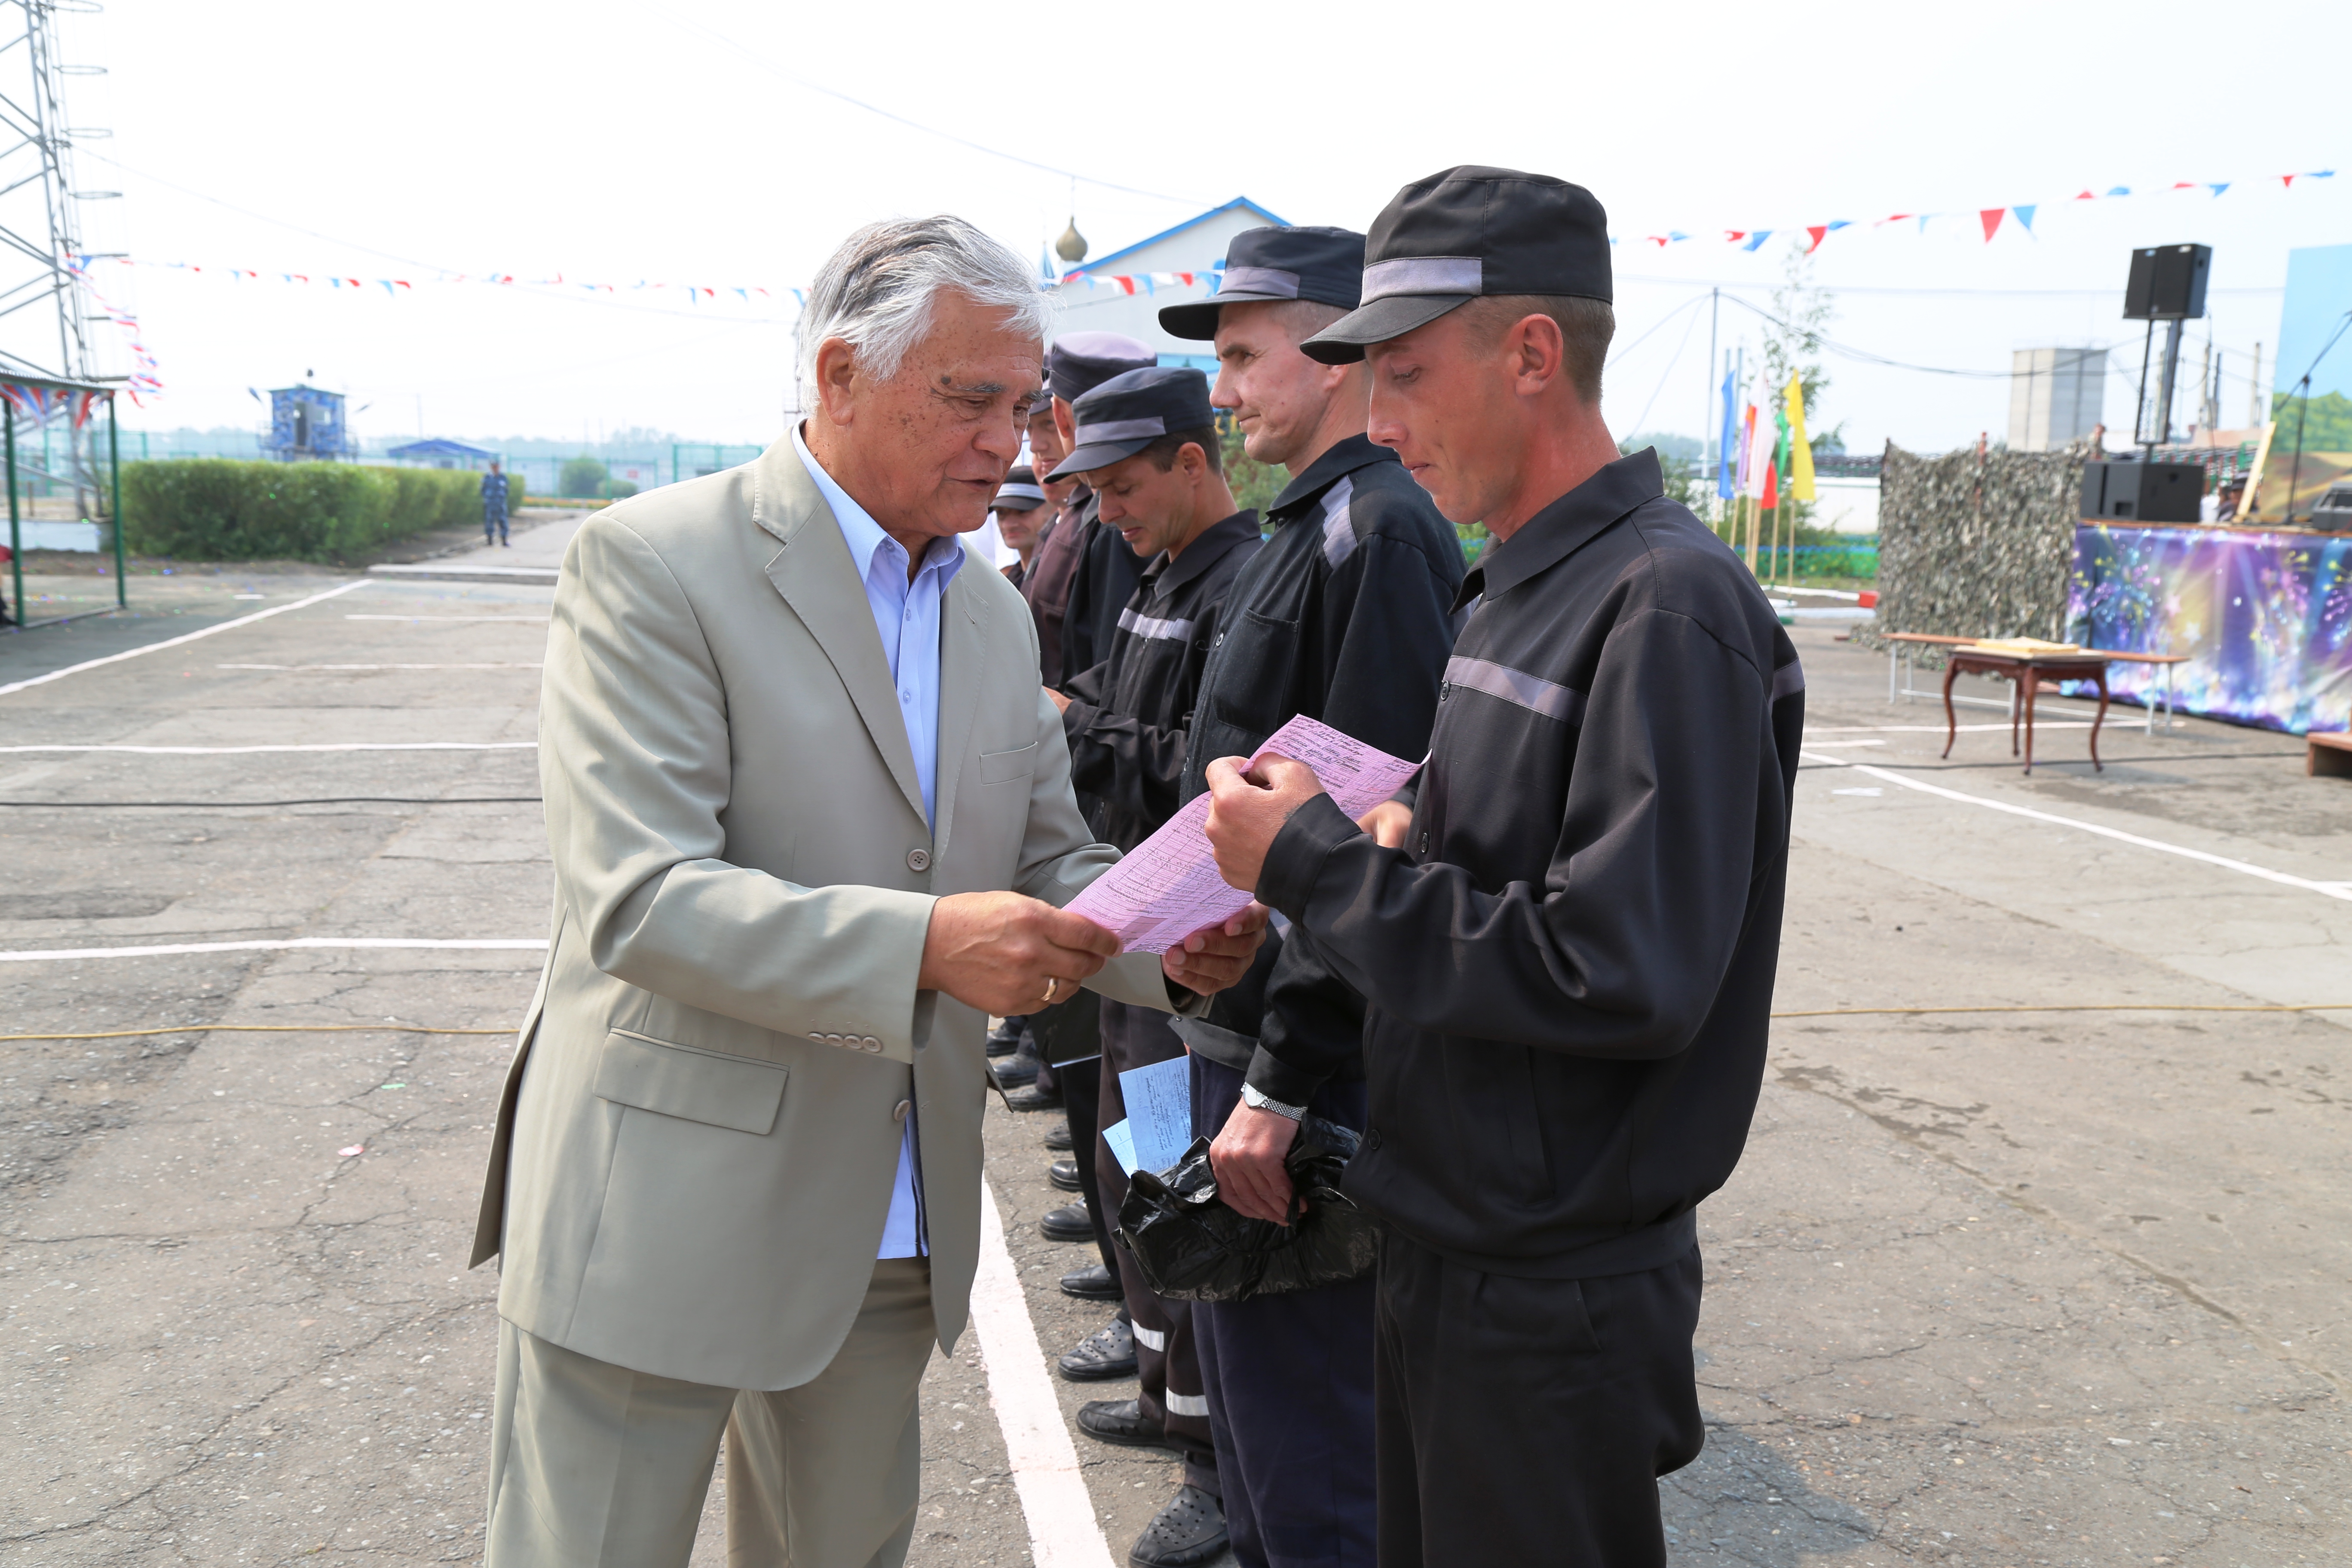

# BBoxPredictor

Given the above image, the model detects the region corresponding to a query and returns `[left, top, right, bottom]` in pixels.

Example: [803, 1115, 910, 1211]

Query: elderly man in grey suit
[471, 215, 1266, 1568]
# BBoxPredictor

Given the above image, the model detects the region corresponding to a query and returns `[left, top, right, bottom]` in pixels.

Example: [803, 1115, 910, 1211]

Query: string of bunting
[1625, 168, 2337, 255]
[73, 252, 805, 311]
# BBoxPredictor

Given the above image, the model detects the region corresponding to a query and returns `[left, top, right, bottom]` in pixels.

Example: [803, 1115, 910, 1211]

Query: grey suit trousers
[486, 1258, 935, 1568]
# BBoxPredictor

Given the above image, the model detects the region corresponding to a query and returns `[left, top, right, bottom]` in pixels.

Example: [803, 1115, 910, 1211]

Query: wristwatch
[1240, 1081, 1307, 1122]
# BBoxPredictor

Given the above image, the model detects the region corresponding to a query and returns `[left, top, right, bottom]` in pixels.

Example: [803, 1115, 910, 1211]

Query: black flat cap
[992, 466, 1046, 511]
[1159, 225, 1367, 341]
[1047, 331, 1158, 403]
[1049, 366, 1214, 478]
[1302, 166, 1611, 364]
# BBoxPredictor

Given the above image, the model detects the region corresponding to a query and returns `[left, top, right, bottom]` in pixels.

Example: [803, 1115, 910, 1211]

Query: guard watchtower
[263, 383, 349, 461]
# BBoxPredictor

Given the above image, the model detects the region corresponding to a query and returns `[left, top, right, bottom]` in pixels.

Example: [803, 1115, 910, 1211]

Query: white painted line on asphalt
[971, 1177, 1118, 1568]
[0, 742, 537, 755]
[1800, 750, 2352, 904]
[0, 579, 372, 698]
[345, 614, 549, 623]
[218, 663, 544, 671]
[0, 937, 549, 963]
[1807, 721, 2097, 733]
[368, 564, 559, 579]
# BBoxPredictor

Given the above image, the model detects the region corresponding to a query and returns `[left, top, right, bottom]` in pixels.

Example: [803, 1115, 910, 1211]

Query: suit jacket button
[865, 1036, 882, 1050]
[893, 1099, 912, 1122]
[906, 847, 931, 873]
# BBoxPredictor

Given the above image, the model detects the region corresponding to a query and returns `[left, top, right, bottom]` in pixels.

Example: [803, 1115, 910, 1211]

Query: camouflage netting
[1859, 440, 2092, 661]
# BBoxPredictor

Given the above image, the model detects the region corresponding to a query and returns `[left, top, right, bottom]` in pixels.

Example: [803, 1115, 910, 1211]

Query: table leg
[2090, 668, 2107, 772]
[2009, 675, 2022, 758]
[1942, 659, 1960, 758]
[1888, 646, 1896, 704]
[2021, 671, 2038, 773]
[2165, 663, 2176, 731]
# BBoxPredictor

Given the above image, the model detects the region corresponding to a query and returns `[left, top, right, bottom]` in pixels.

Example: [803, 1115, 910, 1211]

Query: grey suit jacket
[471, 435, 1171, 1390]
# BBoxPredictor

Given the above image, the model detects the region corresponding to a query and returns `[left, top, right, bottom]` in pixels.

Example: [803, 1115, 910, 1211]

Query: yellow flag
[1782, 371, 1816, 503]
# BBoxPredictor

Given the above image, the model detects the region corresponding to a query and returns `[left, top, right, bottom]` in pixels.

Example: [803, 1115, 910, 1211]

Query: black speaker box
[2081, 460, 2203, 522]
[2123, 244, 2212, 321]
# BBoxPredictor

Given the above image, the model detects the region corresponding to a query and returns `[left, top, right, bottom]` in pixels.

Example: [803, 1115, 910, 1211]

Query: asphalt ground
[1, 544, 2345, 1567]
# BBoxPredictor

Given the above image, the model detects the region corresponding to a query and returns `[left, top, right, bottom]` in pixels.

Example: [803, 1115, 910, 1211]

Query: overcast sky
[46, 0, 2352, 456]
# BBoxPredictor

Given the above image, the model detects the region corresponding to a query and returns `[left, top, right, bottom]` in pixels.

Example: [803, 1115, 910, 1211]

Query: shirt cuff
[1256, 792, 1359, 921]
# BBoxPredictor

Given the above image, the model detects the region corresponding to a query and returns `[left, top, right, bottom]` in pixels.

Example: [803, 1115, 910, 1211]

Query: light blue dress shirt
[793, 425, 967, 1260]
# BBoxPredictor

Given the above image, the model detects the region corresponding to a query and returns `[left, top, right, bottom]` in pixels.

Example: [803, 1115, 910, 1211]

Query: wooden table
[1884, 632, 2188, 734]
[1941, 650, 2110, 773]
[2310, 731, 2352, 778]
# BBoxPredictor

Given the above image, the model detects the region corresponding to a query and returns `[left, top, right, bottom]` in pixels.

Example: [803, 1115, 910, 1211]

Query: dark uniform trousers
[1374, 1236, 1705, 1568]
[1094, 999, 1217, 1495]
[1188, 1056, 1375, 1568]
[1057, 1054, 1120, 1279]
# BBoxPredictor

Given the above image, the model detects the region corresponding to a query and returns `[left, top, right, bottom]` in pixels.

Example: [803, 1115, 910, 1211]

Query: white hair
[795, 215, 1052, 410]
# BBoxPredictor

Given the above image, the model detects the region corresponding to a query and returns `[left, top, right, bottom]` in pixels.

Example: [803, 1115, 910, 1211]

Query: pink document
[1064, 715, 1421, 954]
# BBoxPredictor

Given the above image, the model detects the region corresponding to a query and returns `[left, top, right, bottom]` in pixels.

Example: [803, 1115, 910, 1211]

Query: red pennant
[1760, 460, 1779, 510]
[2073, 189, 2097, 200]
[2281, 174, 2297, 188]
[1723, 230, 1746, 243]
[1979, 208, 2006, 242]
[1804, 225, 1828, 254]
[2170, 181, 2196, 190]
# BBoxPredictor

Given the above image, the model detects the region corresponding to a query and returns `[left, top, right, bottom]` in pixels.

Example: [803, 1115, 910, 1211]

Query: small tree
[1218, 425, 1287, 517]
[559, 456, 609, 499]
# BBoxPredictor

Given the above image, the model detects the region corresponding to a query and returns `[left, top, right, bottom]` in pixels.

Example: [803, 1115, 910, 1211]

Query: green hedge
[120, 460, 526, 563]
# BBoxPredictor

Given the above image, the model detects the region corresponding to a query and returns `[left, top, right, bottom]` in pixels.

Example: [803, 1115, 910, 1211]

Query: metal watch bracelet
[1240, 1081, 1307, 1121]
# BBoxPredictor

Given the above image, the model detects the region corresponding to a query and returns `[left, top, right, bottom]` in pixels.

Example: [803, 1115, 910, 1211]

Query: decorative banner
[74, 254, 802, 315]
[1626, 168, 2332, 253]
[2069, 523, 2352, 734]
[63, 256, 162, 404]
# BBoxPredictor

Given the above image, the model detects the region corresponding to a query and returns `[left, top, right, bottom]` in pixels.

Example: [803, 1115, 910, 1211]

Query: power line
[1719, 293, 2012, 379]
[651, 7, 1215, 212]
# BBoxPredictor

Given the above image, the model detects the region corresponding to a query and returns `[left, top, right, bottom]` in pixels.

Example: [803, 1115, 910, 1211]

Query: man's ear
[814, 338, 859, 426]
[1512, 314, 1566, 398]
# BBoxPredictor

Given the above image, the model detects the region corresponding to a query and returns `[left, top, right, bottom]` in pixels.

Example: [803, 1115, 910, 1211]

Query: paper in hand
[1064, 714, 1420, 954]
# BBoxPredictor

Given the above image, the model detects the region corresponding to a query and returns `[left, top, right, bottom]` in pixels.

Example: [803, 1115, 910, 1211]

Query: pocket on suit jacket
[977, 740, 1040, 785]
[592, 1029, 788, 1135]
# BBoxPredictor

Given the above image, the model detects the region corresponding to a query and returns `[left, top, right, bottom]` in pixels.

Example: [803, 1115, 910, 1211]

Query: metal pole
[6, 401, 18, 628]
[2135, 321, 2156, 456]
[107, 393, 122, 606]
[2288, 376, 2309, 525]
[1703, 287, 1718, 477]
[2153, 318, 2185, 451]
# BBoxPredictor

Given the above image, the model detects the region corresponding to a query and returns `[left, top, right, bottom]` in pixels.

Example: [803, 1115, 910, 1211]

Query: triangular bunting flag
[2074, 190, 2097, 200]
[1742, 230, 1773, 251]
[2208, 182, 2230, 197]
[1979, 208, 2005, 241]
[1804, 226, 1828, 254]
[2011, 205, 2036, 233]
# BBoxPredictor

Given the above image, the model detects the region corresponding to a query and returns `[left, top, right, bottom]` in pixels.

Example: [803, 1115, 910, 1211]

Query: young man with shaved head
[1153, 225, 1463, 1568]
[1202, 168, 1804, 1567]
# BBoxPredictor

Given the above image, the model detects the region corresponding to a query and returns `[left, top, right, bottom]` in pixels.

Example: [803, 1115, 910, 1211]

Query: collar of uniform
[1457, 448, 1662, 609]
[1266, 433, 1399, 520]
[1141, 509, 1261, 596]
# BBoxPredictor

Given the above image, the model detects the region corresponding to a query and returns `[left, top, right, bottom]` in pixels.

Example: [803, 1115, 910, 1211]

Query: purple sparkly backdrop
[2068, 524, 2352, 736]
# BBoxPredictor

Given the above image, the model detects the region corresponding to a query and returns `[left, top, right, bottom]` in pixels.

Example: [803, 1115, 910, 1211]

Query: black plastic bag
[1113, 1114, 1380, 1302]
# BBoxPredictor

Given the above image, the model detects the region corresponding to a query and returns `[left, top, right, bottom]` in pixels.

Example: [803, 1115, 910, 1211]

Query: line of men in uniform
[983, 165, 1801, 1568]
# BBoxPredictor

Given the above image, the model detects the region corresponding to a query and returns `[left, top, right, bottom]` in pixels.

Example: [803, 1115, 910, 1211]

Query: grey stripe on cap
[994, 483, 1046, 503]
[1118, 606, 1195, 642]
[1445, 654, 1584, 724]
[1217, 265, 1301, 299]
[1363, 256, 1483, 301]
[1074, 415, 1167, 445]
[1319, 476, 1358, 567]
[1772, 658, 1806, 701]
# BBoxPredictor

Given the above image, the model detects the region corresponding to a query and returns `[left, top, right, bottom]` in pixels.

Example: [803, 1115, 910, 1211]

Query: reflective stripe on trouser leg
[1097, 999, 1219, 1493]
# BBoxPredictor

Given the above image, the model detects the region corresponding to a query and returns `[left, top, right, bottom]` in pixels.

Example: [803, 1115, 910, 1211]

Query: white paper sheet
[1102, 1118, 1141, 1177]
[1064, 715, 1421, 954]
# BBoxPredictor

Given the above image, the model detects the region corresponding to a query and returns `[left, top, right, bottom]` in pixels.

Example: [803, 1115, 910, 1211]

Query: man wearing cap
[1201, 167, 1804, 1566]
[1049, 364, 1263, 1568]
[990, 466, 1048, 588]
[1050, 332, 1161, 687]
[1156, 225, 1464, 1568]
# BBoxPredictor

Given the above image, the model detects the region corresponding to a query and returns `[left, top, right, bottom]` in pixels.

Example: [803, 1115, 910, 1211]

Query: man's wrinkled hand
[918, 890, 1118, 1018]
[1210, 1099, 1302, 1225]
[1357, 799, 1412, 849]
[1203, 752, 1329, 894]
[1161, 902, 1269, 994]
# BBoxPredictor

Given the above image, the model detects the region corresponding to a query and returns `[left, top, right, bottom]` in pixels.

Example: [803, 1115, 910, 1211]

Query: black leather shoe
[1047, 1158, 1082, 1191]
[1003, 1081, 1063, 1112]
[985, 1016, 1026, 1058]
[1038, 1200, 1092, 1243]
[1057, 1315, 1137, 1381]
[1130, 1485, 1227, 1567]
[1060, 1262, 1120, 1301]
[990, 1054, 1040, 1091]
[1078, 1397, 1166, 1449]
[1044, 1120, 1074, 1151]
